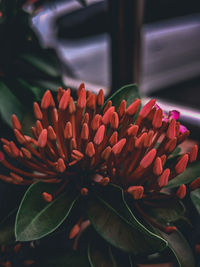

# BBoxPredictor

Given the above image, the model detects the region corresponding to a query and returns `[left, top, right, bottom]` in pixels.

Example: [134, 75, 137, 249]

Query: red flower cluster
[0, 85, 198, 204]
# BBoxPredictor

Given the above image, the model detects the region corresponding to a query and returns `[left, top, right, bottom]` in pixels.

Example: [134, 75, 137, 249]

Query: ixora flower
[0, 243, 34, 267]
[0, 84, 199, 264]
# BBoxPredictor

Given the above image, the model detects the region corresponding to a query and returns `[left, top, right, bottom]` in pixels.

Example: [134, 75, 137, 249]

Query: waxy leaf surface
[160, 230, 195, 267]
[142, 196, 185, 224]
[87, 184, 167, 255]
[15, 182, 78, 241]
[166, 161, 200, 188]
[103, 84, 140, 111]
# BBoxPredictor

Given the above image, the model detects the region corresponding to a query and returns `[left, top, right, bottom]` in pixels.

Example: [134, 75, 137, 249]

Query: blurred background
[33, 0, 200, 138]
[0, 0, 200, 137]
[27, 0, 200, 136]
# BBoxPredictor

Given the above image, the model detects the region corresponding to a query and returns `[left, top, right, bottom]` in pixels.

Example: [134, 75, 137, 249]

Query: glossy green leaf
[15, 182, 78, 241]
[87, 184, 167, 255]
[142, 198, 185, 225]
[166, 161, 200, 188]
[141, 222, 181, 267]
[103, 84, 141, 111]
[88, 240, 133, 267]
[190, 188, 200, 215]
[0, 209, 16, 245]
[160, 230, 195, 267]
[170, 147, 181, 158]
[36, 251, 90, 267]
[0, 81, 24, 126]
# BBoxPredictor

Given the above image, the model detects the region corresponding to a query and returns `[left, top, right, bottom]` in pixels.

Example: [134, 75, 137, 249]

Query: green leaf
[15, 182, 78, 241]
[142, 197, 185, 225]
[170, 147, 181, 158]
[103, 84, 140, 111]
[87, 184, 167, 255]
[16, 78, 45, 101]
[88, 240, 133, 267]
[0, 209, 16, 245]
[34, 79, 63, 92]
[160, 230, 195, 267]
[88, 242, 115, 267]
[0, 81, 24, 126]
[166, 161, 200, 188]
[190, 188, 200, 215]
[36, 251, 90, 267]
[20, 54, 60, 78]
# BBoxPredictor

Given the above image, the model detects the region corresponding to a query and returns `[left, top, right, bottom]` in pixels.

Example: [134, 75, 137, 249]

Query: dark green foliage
[15, 182, 78, 241]
[0, 0, 64, 126]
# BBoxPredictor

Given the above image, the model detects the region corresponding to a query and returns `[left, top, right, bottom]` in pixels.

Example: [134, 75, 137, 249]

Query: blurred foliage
[0, 0, 75, 127]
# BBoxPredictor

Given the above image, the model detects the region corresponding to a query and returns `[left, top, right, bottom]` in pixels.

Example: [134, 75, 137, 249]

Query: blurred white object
[140, 14, 200, 94]
[32, 5, 200, 129]
[33, 5, 200, 95]
[32, 0, 110, 93]
[58, 34, 111, 88]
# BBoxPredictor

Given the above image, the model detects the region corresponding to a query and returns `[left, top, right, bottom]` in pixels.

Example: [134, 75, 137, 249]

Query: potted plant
[0, 83, 199, 266]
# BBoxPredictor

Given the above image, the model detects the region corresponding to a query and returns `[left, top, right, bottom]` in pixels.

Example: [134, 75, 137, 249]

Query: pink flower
[169, 110, 180, 120]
